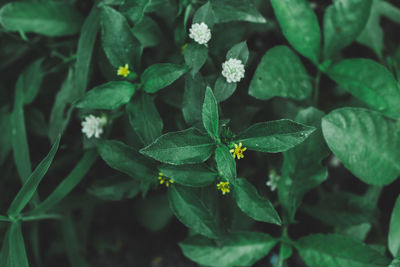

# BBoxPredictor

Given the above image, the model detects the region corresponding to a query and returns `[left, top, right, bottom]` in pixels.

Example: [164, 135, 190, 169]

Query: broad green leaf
[390, 258, 400, 267]
[141, 63, 188, 93]
[357, 0, 400, 58]
[184, 43, 208, 76]
[126, 92, 163, 146]
[8, 222, 29, 267]
[302, 191, 377, 228]
[234, 178, 281, 225]
[327, 58, 400, 119]
[322, 107, 400, 185]
[74, 5, 100, 100]
[27, 150, 97, 216]
[215, 145, 236, 181]
[8, 136, 60, 216]
[0, 2, 83, 36]
[11, 82, 31, 182]
[120, 0, 165, 24]
[76, 81, 136, 110]
[202, 87, 219, 140]
[279, 108, 329, 222]
[226, 41, 249, 64]
[98, 140, 155, 182]
[140, 128, 216, 165]
[88, 176, 140, 201]
[158, 164, 217, 187]
[296, 234, 391, 267]
[389, 194, 400, 257]
[271, 0, 321, 64]
[211, 0, 266, 23]
[168, 185, 220, 238]
[132, 16, 161, 48]
[17, 58, 45, 105]
[234, 119, 315, 153]
[193, 1, 215, 28]
[182, 73, 207, 125]
[101, 6, 141, 68]
[249, 45, 312, 100]
[213, 75, 237, 102]
[323, 0, 372, 59]
[0, 108, 11, 165]
[179, 232, 278, 267]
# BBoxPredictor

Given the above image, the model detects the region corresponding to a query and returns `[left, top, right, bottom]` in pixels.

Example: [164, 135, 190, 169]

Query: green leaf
[141, 63, 188, 93]
[327, 58, 400, 119]
[140, 128, 216, 165]
[234, 178, 281, 225]
[168, 185, 220, 238]
[158, 164, 217, 187]
[0, 228, 10, 266]
[8, 136, 60, 216]
[76, 81, 136, 110]
[323, 0, 372, 59]
[357, 0, 400, 58]
[88, 176, 140, 201]
[389, 258, 400, 267]
[296, 234, 391, 267]
[27, 150, 97, 216]
[8, 222, 29, 267]
[98, 140, 155, 182]
[132, 16, 161, 48]
[234, 119, 315, 153]
[249, 45, 312, 101]
[126, 92, 163, 146]
[389, 194, 400, 257]
[279, 108, 329, 222]
[193, 1, 215, 28]
[271, 0, 321, 64]
[322, 107, 400, 185]
[226, 41, 249, 64]
[182, 73, 207, 125]
[184, 43, 208, 76]
[202, 87, 219, 140]
[0, 2, 83, 36]
[179, 232, 278, 267]
[215, 145, 236, 181]
[101, 6, 141, 68]
[213, 75, 237, 102]
[211, 0, 266, 23]
[17, 58, 45, 105]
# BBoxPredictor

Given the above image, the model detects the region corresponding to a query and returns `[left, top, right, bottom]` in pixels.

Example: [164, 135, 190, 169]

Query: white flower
[266, 170, 280, 192]
[189, 22, 211, 45]
[81, 115, 107, 139]
[221, 58, 245, 83]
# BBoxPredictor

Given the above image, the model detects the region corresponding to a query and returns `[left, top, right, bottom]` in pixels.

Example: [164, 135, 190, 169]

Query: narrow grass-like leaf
[8, 222, 29, 267]
[8, 136, 60, 216]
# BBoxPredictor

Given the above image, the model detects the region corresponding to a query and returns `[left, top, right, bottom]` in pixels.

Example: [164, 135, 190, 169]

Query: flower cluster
[230, 142, 247, 159]
[189, 22, 211, 45]
[222, 58, 245, 83]
[266, 170, 280, 192]
[81, 115, 107, 139]
[158, 172, 174, 187]
[216, 181, 230, 195]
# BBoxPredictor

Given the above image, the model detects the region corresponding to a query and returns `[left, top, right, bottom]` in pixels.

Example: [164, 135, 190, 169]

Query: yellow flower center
[117, 64, 130, 77]
[217, 181, 230, 195]
[158, 172, 174, 187]
[229, 142, 247, 159]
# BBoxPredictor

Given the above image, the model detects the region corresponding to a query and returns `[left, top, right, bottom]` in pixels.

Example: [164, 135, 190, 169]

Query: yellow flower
[117, 64, 130, 77]
[158, 172, 174, 187]
[217, 181, 230, 195]
[229, 142, 247, 159]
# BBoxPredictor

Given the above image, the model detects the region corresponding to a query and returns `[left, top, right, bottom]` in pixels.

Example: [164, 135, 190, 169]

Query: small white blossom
[266, 170, 280, 192]
[221, 58, 245, 83]
[81, 115, 107, 139]
[189, 22, 211, 45]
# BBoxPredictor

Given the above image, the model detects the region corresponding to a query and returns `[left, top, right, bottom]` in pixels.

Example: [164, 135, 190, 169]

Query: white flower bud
[189, 22, 211, 45]
[266, 170, 280, 192]
[221, 58, 245, 83]
[81, 115, 107, 139]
